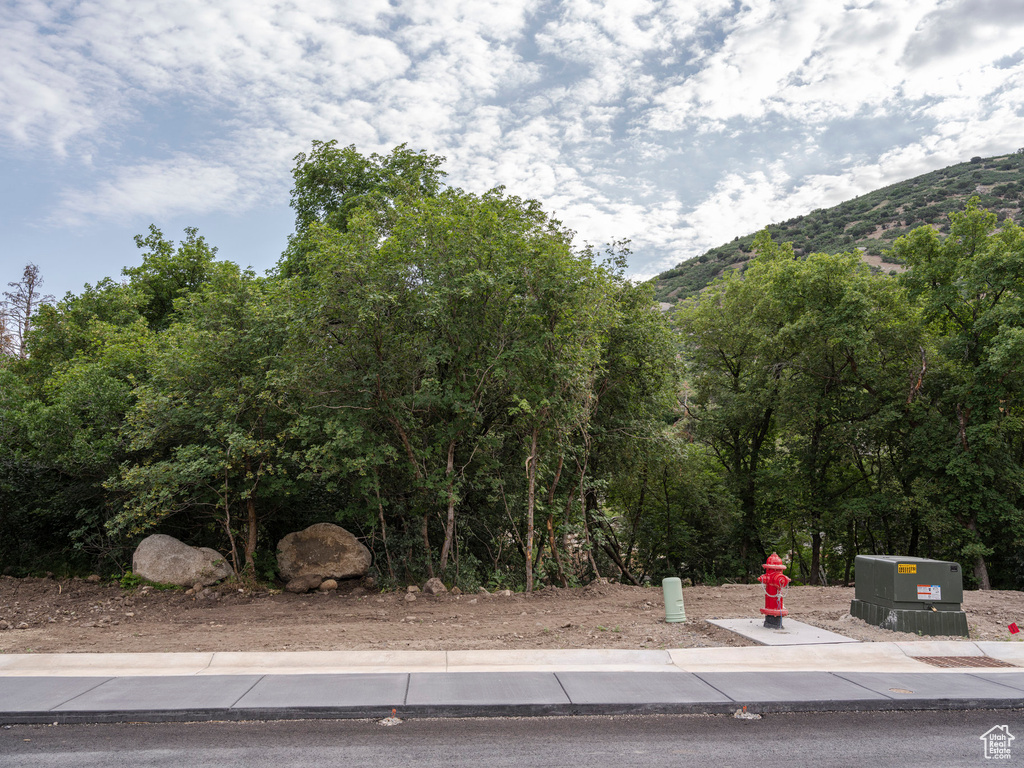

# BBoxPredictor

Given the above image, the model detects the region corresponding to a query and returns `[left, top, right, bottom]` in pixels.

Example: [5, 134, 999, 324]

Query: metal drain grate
[914, 656, 1017, 668]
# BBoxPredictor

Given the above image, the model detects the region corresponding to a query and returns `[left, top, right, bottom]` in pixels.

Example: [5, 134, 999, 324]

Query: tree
[674, 233, 789, 575]
[569, 258, 681, 586]
[3, 263, 54, 359]
[764, 243, 921, 584]
[292, 183, 619, 590]
[0, 306, 15, 357]
[893, 199, 1024, 588]
[281, 141, 447, 276]
[0, 277, 153, 572]
[123, 225, 219, 330]
[679, 232, 923, 583]
[110, 265, 300, 575]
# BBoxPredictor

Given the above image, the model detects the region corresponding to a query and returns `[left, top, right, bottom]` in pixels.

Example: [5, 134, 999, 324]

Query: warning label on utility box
[918, 584, 941, 600]
[898, 564, 917, 574]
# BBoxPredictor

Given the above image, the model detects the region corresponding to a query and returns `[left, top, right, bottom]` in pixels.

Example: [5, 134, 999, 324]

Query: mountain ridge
[653, 151, 1024, 305]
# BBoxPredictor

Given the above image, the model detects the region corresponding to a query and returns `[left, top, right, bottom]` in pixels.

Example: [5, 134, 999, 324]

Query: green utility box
[850, 555, 969, 637]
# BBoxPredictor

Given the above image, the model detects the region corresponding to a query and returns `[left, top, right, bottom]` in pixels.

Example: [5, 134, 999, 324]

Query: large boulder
[276, 523, 371, 581]
[132, 534, 233, 587]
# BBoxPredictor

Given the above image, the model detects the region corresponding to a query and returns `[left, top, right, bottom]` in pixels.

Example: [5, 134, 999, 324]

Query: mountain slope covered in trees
[654, 151, 1024, 304]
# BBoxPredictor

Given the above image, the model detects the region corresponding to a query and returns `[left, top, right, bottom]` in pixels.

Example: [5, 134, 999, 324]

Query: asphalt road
[1, 710, 1019, 767]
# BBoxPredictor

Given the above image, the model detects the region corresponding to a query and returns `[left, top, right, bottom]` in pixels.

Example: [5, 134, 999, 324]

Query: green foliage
[109, 264, 303, 574]
[892, 199, 1024, 587]
[6, 142, 1020, 595]
[124, 226, 219, 330]
[282, 141, 447, 276]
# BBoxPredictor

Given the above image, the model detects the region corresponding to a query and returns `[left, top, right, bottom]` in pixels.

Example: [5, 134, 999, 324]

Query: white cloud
[58, 156, 244, 224]
[3, 0, 1024, 289]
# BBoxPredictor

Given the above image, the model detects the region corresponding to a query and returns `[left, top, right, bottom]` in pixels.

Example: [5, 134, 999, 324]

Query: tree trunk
[242, 458, 258, 575]
[221, 475, 240, 576]
[245, 495, 258, 574]
[439, 441, 457, 571]
[534, 456, 564, 574]
[373, 474, 395, 582]
[421, 513, 434, 579]
[525, 426, 539, 592]
[974, 556, 992, 590]
[810, 529, 822, 586]
[967, 518, 991, 589]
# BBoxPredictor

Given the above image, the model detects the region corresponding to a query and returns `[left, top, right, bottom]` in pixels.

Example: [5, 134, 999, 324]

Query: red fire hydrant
[758, 553, 791, 629]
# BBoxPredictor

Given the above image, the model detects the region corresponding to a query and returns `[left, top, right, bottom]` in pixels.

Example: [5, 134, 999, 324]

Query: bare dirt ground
[2, 576, 1023, 655]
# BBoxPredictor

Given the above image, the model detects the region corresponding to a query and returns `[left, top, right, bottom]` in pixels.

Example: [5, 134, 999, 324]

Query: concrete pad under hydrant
[708, 618, 859, 646]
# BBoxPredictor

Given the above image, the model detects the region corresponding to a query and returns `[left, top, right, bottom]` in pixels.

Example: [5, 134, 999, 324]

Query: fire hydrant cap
[762, 552, 787, 571]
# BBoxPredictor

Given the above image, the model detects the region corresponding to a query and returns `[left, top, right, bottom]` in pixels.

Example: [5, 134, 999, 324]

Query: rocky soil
[2, 576, 1023, 654]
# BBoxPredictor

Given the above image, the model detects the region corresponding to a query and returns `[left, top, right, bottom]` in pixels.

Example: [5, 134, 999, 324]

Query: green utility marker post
[662, 577, 686, 623]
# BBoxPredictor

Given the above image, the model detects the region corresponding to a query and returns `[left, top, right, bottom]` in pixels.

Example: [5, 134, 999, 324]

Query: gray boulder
[276, 523, 371, 581]
[132, 534, 233, 587]
[423, 577, 447, 595]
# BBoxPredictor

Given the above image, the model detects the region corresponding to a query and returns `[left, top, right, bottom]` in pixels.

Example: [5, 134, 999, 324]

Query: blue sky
[2, 0, 1023, 300]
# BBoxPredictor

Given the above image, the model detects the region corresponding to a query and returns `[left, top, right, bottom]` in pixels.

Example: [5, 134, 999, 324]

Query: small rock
[645, 635, 655, 643]
[185, 588, 195, 596]
[350, 586, 367, 597]
[193, 583, 204, 593]
[498, 589, 512, 597]
[0, 620, 11, 630]
[17, 622, 30, 630]
[450, 586, 462, 596]
[423, 578, 447, 595]
[285, 575, 323, 594]
[468, 598, 477, 605]
[404, 593, 417, 602]
[477, 587, 489, 595]
[85, 575, 101, 584]
[407, 585, 420, 594]
[361, 575, 377, 590]
[319, 579, 338, 592]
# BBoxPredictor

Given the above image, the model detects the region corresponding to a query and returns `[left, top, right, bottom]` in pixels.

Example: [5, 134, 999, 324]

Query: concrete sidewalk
[3, 641, 1024, 723]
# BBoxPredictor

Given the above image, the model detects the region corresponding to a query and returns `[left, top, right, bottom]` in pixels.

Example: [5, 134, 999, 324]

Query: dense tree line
[0, 144, 1021, 590]
[675, 201, 1024, 588]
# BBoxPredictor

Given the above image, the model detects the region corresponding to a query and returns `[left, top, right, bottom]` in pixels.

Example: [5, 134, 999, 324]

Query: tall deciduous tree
[291, 170, 620, 589]
[894, 199, 1024, 588]
[674, 233, 789, 575]
[764, 243, 921, 583]
[110, 265, 300, 574]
